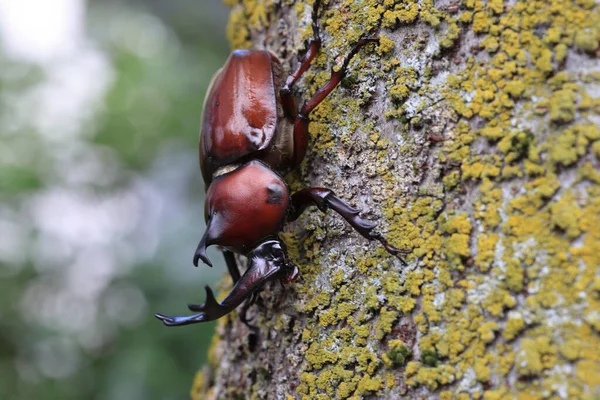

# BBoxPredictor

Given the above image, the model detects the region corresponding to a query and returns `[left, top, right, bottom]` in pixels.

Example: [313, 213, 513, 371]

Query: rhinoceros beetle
[155, 0, 409, 327]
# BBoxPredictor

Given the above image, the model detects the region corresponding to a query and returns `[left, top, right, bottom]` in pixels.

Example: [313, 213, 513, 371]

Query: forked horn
[155, 285, 230, 326]
[155, 240, 293, 327]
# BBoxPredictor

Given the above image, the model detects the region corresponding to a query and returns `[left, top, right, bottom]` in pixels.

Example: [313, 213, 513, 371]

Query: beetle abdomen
[200, 50, 280, 183]
[204, 160, 289, 251]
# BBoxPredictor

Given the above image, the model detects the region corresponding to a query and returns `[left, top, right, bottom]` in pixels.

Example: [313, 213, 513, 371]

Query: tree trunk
[193, 0, 600, 398]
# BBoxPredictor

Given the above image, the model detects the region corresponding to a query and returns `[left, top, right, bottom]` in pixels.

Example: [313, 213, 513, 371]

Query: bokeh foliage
[0, 1, 229, 399]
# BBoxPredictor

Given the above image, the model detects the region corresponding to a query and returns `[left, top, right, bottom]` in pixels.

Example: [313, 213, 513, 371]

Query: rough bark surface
[193, 0, 600, 399]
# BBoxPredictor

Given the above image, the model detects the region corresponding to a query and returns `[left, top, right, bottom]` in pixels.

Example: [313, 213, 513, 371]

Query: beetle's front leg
[289, 188, 410, 265]
[222, 248, 241, 283]
[290, 37, 378, 166]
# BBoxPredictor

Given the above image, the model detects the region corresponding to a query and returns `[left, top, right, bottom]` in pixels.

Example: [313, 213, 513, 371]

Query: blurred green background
[0, 0, 230, 398]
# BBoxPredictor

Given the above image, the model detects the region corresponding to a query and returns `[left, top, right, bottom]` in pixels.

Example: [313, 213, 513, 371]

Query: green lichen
[383, 340, 412, 368]
[421, 349, 439, 367]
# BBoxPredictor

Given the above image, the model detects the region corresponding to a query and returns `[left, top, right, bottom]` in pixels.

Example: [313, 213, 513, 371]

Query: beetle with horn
[155, 0, 409, 327]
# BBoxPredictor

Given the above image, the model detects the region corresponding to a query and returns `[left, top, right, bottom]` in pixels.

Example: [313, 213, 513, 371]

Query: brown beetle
[155, 0, 409, 327]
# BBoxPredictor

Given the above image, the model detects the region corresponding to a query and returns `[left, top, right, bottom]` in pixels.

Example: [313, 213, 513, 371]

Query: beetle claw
[369, 232, 411, 266]
[240, 310, 255, 326]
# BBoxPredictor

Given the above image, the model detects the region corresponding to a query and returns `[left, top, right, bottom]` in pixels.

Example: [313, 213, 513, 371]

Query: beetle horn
[193, 217, 214, 267]
[155, 285, 227, 326]
[193, 233, 211, 267]
[155, 240, 292, 327]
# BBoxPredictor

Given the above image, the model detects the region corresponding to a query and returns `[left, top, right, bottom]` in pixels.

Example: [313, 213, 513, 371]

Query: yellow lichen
[210, 0, 600, 397]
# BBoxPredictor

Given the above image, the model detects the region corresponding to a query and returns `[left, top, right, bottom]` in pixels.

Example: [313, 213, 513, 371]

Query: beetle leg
[280, 0, 322, 103]
[239, 293, 257, 329]
[289, 188, 410, 265]
[290, 37, 378, 166]
[300, 37, 378, 117]
[239, 290, 266, 329]
[222, 248, 241, 283]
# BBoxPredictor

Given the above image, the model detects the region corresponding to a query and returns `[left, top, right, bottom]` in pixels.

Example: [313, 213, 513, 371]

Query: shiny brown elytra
[155, 0, 409, 327]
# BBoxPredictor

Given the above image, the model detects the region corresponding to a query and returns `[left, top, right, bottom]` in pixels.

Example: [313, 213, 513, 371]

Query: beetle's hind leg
[289, 188, 410, 265]
[298, 37, 378, 118]
[280, 0, 322, 105]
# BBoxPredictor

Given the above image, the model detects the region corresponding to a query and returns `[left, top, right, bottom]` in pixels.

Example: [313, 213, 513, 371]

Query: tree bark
[193, 0, 600, 399]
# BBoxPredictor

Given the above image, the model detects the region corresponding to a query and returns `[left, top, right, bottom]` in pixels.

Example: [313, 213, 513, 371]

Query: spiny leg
[222, 249, 241, 283]
[280, 0, 322, 166]
[290, 36, 378, 165]
[289, 188, 410, 265]
[280, 0, 322, 103]
[299, 37, 378, 117]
